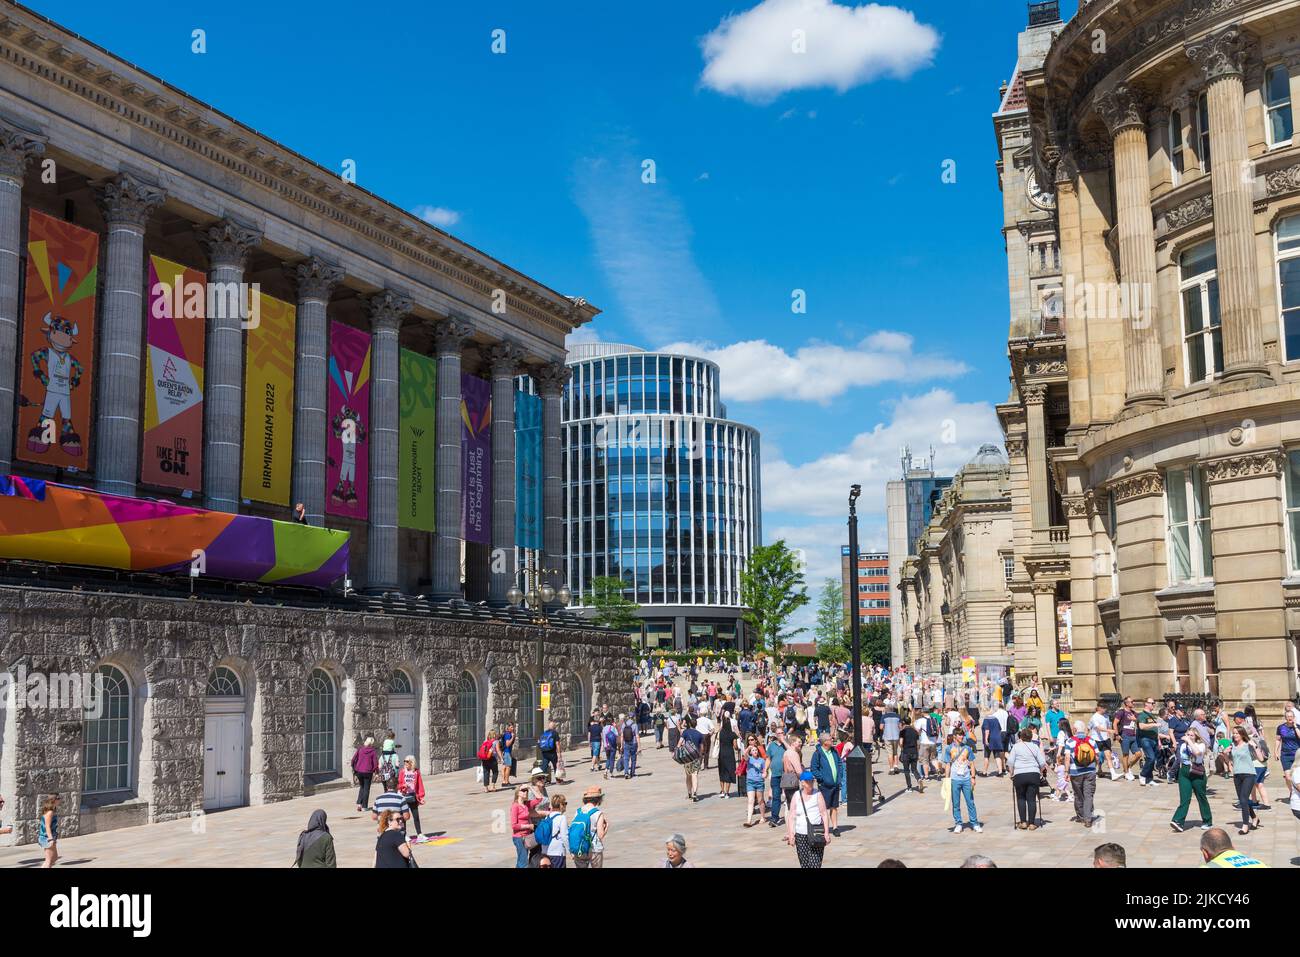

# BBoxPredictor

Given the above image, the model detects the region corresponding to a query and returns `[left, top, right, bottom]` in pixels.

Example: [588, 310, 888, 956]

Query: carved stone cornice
[1023, 385, 1048, 405]
[1053, 149, 1079, 188]
[288, 256, 345, 302]
[1265, 163, 1300, 197]
[1202, 449, 1286, 483]
[0, 120, 45, 181]
[198, 218, 262, 270]
[1108, 470, 1164, 503]
[1062, 495, 1089, 519]
[535, 362, 572, 398]
[1005, 436, 1027, 458]
[1164, 194, 1214, 230]
[486, 341, 526, 379]
[366, 289, 413, 333]
[1094, 82, 1147, 136]
[1025, 357, 1067, 378]
[1186, 24, 1248, 83]
[433, 317, 473, 354]
[93, 172, 165, 229]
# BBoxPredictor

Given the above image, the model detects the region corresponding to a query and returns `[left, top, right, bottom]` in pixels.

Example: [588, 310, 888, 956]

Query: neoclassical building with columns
[995, 0, 1300, 719]
[0, 2, 633, 843]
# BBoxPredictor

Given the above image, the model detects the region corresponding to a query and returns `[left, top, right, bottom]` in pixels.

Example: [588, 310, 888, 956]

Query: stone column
[287, 257, 344, 527]
[1205, 450, 1290, 717]
[197, 219, 262, 513]
[1110, 470, 1169, 703]
[1065, 491, 1100, 713]
[536, 362, 571, 584]
[487, 341, 524, 605]
[1024, 386, 1051, 535]
[0, 123, 44, 477]
[366, 290, 411, 593]
[432, 318, 471, 600]
[1095, 82, 1165, 409]
[91, 173, 165, 496]
[1187, 25, 1268, 382]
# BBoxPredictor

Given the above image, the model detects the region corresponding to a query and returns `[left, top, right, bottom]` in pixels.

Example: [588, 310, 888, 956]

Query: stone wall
[0, 585, 634, 845]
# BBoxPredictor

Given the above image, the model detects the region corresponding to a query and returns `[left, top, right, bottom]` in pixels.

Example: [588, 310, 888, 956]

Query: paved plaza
[1, 734, 1296, 868]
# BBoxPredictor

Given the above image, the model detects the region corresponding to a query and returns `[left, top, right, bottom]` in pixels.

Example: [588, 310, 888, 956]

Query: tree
[859, 621, 892, 667]
[740, 540, 810, 655]
[814, 578, 850, 662]
[587, 576, 641, 639]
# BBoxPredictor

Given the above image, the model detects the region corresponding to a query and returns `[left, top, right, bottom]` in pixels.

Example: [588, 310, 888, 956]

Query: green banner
[398, 348, 436, 531]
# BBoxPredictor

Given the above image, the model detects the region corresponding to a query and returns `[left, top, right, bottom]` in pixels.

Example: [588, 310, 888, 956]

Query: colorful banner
[0, 477, 349, 589]
[326, 321, 371, 520]
[142, 255, 205, 491]
[398, 349, 435, 531]
[240, 292, 297, 505]
[514, 389, 542, 549]
[16, 210, 99, 471]
[1056, 600, 1073, 672]
[460, 373, 491, 544]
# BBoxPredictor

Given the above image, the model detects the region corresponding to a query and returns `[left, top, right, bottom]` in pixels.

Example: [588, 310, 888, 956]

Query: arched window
[570, 674, 587, 739]
[305, 669, 337, 774]
[457, 672, 480, 764]
[518, 675, 536, 742]
[206, 667, 243, 697]
[387, 670, 412, 695]
[1002, 611, 1015, 649]
[84, 665, 130, 793]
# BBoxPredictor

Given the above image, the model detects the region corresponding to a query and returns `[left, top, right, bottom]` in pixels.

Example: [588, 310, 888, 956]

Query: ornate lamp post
[506, 554, 571, 769]
[846, 483, 872, 817]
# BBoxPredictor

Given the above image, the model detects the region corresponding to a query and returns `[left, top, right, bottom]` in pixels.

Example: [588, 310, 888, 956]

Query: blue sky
[46, 0, 1077, 627]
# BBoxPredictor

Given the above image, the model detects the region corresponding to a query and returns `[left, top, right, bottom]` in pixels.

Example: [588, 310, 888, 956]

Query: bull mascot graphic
[26, 312, 84, 455]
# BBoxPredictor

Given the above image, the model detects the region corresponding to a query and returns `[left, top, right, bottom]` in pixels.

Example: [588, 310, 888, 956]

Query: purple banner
[325, 321, 371, 521]
[461, 373, 491, 545]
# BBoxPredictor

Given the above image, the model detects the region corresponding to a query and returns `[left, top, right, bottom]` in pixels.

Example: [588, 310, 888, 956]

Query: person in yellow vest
[1199, 827, 1268, 868]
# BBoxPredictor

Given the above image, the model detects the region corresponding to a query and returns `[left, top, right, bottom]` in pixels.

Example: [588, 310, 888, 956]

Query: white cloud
[700, 0, 940, 102]
[412, 205, 461, 228]
[565, 326, 603, 348]
[573, 148, 720, 342]
[760, 388, 1003, 635]
[761, 388, 1003, 521]
[658, 333, 966, 404]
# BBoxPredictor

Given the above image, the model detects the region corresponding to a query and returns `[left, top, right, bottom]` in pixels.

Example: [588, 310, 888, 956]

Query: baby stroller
[1153, 740, 1179, 782]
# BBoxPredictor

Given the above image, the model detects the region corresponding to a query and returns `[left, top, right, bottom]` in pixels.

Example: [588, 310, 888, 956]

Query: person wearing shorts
[1114, 697, 1141, 779]
[1089, 704, 1119, 780]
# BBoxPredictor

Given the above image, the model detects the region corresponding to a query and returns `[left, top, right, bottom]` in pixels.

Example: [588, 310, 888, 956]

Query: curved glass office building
[562, 343, 762, 652]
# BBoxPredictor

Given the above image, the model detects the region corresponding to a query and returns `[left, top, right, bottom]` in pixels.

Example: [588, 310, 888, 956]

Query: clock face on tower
[1026, 169, 1056, 211]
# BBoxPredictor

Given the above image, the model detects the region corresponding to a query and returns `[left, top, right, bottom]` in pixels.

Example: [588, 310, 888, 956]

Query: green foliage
[587, 576, 641, 636]
[814, 578, 850, 662]
[740, 540, 810, 655]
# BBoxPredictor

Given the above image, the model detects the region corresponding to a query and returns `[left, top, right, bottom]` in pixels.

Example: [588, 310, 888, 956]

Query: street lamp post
[845, 483, 872, 817]
[506, 553, 571, 773]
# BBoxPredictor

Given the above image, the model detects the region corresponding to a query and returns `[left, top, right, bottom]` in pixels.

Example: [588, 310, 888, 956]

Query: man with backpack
[621, 715, 639, 778]
[570, 786, 609, 868]
[1066, 719, 1100, 827]
[538, 721, 560, 784]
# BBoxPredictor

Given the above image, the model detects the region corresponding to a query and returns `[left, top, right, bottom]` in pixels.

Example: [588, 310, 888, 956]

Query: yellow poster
[961, 656, 976, 685]
[240, 291, 296, 504]
[539, 682, 551, 710]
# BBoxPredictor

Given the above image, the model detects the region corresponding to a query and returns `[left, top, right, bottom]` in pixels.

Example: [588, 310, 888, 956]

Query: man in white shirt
[992, 703, 1009, 734]
[696, 713, 714, 770]
[1088, 704, 1120, 780]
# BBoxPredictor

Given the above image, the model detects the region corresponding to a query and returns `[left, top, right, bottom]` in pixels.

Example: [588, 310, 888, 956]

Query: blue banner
[514, 389, 542, 549]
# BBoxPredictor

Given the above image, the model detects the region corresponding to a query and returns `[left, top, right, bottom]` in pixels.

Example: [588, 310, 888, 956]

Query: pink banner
[325, 321, 371, 520]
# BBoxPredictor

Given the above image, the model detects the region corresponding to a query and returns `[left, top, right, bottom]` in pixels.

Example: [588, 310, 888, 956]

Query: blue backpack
[539, 729, 556, 751]
[534, 812, 557, 847]
[569, 807, 596, 856]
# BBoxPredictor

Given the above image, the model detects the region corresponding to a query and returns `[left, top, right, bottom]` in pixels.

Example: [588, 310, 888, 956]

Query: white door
[389, 703, 416, 765]
[203, 713, 246, 810]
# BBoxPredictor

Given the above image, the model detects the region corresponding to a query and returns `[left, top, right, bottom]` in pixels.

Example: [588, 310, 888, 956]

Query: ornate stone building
[996, 0, 1300, 717]
[0, 2, 633, 843]
[898, 446, 1015, 688]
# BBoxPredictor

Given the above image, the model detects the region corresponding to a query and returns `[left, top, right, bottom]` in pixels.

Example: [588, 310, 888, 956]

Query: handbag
[797, 789, 828, 849]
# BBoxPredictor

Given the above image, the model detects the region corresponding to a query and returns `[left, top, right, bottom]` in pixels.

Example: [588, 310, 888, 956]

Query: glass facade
[562, 344, 761, 614]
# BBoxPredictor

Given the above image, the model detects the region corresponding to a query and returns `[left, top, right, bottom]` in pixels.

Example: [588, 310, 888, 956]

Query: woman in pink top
[510, 786, 534, 868]
[397, 756, 426, 840]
